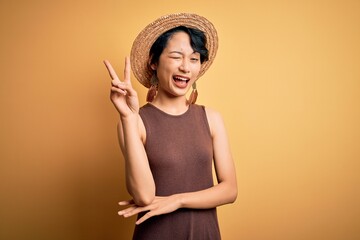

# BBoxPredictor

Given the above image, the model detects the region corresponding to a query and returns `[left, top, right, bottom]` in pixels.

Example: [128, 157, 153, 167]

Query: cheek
[158, 57, 176, 70]
[159, 64, 173, 75]
[192, 64, 201, 76]
[156, 64, 174, 81]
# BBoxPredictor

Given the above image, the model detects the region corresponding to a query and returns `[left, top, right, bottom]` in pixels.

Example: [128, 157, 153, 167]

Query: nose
[179, 59, 190, 73]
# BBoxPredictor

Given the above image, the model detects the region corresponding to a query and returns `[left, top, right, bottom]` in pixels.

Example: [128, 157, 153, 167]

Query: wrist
[175, 193, 185, 208]
[119, 112, 138, 122]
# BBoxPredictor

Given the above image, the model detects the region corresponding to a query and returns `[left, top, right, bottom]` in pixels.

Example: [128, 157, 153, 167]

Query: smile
[173, 75, 190, 88]
[173, 75, 190, 83]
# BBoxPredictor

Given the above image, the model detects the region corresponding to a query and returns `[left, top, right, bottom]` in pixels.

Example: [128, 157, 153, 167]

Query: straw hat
[130, 13, 218, 88]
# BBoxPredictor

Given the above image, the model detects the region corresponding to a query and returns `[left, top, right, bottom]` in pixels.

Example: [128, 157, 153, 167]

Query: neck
[151, 93, 190, 115]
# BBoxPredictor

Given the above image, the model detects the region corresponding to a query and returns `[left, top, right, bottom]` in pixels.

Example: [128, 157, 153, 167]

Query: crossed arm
[118, 108, 237, 225]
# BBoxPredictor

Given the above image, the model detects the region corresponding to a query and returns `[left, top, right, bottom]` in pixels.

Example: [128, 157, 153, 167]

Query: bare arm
[118, 115, 155, 206]
[104, 58, 155, 206]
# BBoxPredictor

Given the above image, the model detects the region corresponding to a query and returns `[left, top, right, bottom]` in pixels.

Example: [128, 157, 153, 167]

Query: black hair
[149, 26, 209, 66]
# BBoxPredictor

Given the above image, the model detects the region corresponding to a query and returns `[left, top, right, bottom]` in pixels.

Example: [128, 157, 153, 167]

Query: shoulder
[203, 106, 222, 119]
[139, 103, 151, 114]
[138, 105, 149, 144]
[192, 104, 221, 119]
[138, 114, 147, 144]
[203, 106, 225, 137]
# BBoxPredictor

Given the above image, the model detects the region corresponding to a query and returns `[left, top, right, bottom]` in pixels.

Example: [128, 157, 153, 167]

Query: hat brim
[130, 13, 218, 88]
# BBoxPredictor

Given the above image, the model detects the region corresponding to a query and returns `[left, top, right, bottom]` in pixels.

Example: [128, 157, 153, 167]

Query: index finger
[124, 57, 131, 83]
[103, 59, 119, 80]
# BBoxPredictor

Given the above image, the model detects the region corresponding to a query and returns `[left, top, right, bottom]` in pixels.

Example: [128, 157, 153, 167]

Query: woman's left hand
[118, 195, 182, 225]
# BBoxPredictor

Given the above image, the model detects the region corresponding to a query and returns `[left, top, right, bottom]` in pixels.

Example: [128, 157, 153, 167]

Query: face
[151, 31, 201, 98]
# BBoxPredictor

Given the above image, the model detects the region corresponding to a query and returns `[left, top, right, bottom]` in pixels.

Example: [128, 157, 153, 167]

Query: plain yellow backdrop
[1, 0, 359, 239]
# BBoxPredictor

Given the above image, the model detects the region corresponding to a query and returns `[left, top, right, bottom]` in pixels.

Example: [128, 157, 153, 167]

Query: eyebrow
[168, 51, 199, 55]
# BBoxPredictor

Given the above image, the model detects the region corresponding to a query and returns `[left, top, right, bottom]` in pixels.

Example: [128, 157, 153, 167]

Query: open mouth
[173, 75, 190, 88]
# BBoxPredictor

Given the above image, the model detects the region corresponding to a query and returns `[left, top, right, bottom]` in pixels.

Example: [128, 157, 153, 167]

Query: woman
[104, 13, 237, 240]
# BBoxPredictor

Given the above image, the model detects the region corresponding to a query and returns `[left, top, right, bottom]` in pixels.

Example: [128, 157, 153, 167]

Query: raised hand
[104, 57, 139, 117]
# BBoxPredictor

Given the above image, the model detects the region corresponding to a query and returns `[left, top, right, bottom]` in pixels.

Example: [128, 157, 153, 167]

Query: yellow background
[1, 0, 359, 239]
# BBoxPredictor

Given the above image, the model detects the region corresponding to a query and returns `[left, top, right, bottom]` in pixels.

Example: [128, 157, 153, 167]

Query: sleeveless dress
[133, 103, 221, 240]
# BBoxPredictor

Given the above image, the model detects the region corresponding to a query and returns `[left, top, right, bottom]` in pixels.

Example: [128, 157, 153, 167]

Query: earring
[146, 74, 158, 102]
[188, 82, 198, 104]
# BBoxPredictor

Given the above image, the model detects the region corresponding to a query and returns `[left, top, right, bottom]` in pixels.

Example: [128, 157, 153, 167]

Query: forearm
[119, 114, 155, 206]
[177, 181, 237, 209]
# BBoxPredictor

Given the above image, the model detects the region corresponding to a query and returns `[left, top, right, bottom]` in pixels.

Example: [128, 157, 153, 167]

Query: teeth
[174, 76, 189, 81]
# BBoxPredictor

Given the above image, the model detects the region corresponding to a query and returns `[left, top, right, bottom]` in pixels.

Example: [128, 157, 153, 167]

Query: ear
[148, 58, 157, 71]
[150, 63, 157, 71]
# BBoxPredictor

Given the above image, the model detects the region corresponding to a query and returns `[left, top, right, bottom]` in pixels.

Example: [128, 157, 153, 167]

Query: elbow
[226, 184, 238, 204]
[134, 194, 155, 207]
[131, 187, 156, 207]
[229, 188, 238, 203]
[218, 181, 238, 204]
[127, 181, 156, 206]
